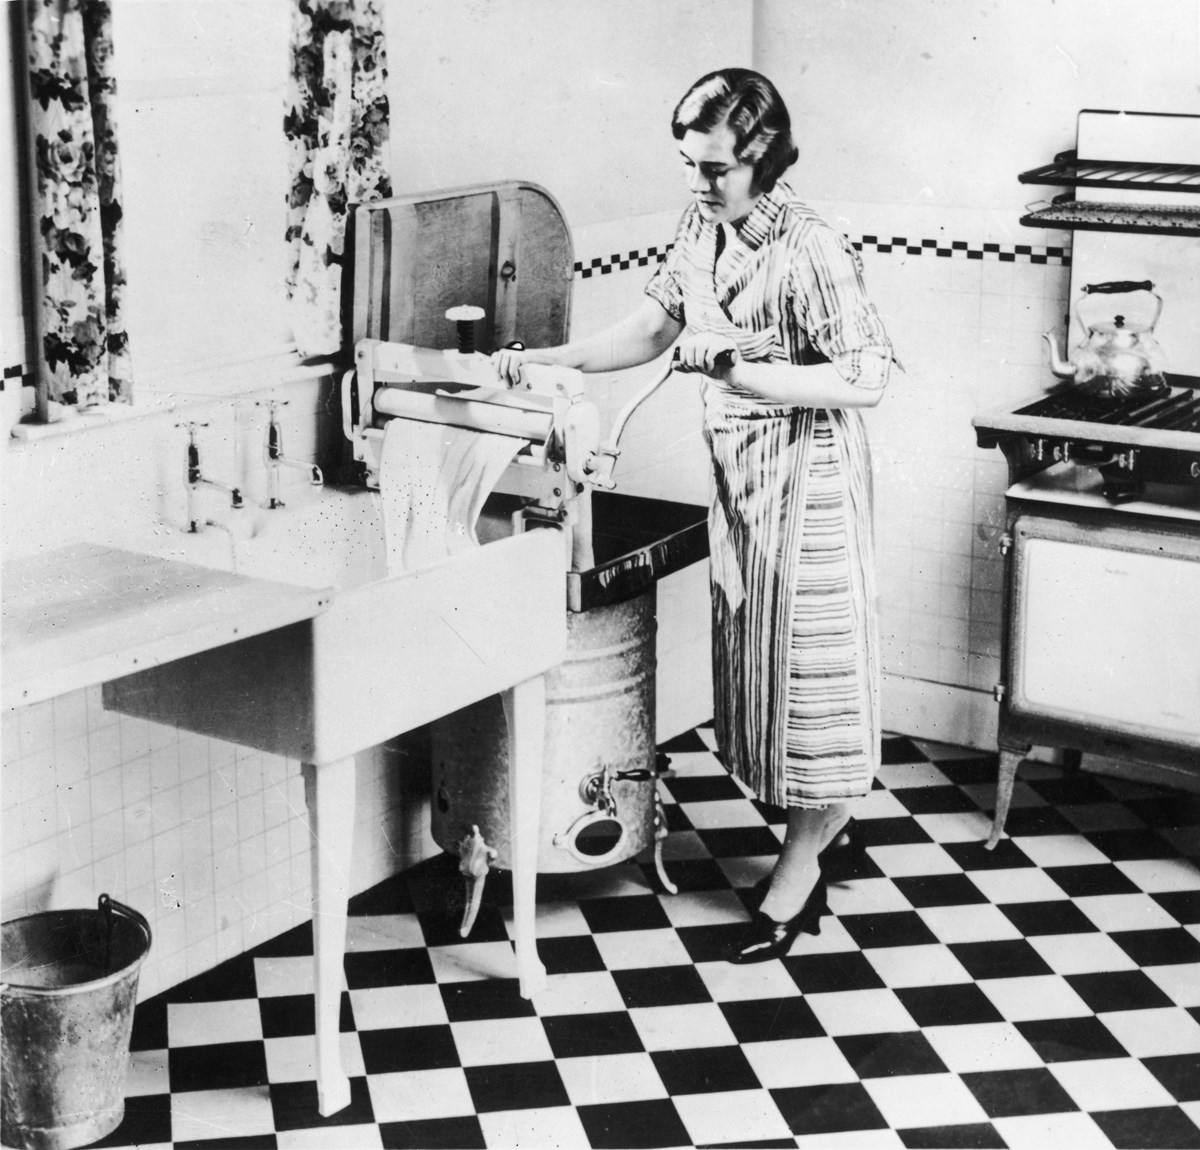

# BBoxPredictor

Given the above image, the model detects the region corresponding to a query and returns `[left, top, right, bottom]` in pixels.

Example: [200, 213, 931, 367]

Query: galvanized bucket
[433, 587, 659, 873]
[1, 896, 151, 1150]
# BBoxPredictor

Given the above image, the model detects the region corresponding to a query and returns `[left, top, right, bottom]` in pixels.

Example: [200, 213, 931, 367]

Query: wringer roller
[341, 305, 686, 935]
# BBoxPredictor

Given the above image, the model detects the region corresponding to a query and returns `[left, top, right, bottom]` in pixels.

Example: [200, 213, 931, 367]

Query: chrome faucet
[180, 421, 243, 533]
[260, 400, 324, 509]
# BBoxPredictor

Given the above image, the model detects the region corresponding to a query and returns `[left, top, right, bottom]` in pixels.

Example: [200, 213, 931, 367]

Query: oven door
[1008, 513, 1200, 753]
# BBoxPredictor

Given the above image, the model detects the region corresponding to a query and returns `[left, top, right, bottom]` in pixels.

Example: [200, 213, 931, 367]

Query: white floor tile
[1013, 834, 1111, 868]
[344, 913, 424, 952]
[865, 944, 973, 988]
[865, 1071, 990, 1129]
[923, 1022, 1045, 1072]
[531, 969, 626, 1016]
[349, 983, 448, 1030]
[1116, 857, 1200, 893]
[804, 988, 917, 1036]
[1075, 893, 1180, 932]
[366, 1067, 475, 1123]
[167, 999, 262, 1047]
[478, 1105, 591, 1149]
[992, 1111, 1115, 1150]
[1144, 962, 1200, 1007]
[794, 1128, 905, 1148]
[967, 867, 1072, 904]
[868, 842, 963, 877]
[976, 975, 1092, 1021]
[742, 1036, 860, 1088]
[426, 941, 518, 983]
[592, 927, 695, 970]
[254, 955, 318, 998]
[696, 956, 802, 1002]
[450, 1015, 554, 1066]
[1098, 1006, 1200, 1058]
[918, 903, 1023, 944]
[629, 1002, 738, 1051]
[1027, 931, 1139, 975]
[675, 1087, 795, 1145]
[170, 1087, 277, 1143]
[913, 810, 995, 843]
[276, 1124, 383, 1149]
[659, 887, 750, 927]
[1049, 1057, 1176, 1112]
[678, 798, 767, 829]
[125, 1048, 170, 1096]
[556, 1052, 668, 1106]
[828, 877, 913, 916]
[263, 1031, 365, 1084]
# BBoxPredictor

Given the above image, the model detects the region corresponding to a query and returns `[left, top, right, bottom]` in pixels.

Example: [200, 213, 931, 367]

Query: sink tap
[261, 400, 324, 509]
[180, 421, 244, 533]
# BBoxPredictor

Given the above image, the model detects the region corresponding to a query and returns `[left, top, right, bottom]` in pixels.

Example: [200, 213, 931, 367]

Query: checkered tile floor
[94, 727, 1200, 1149]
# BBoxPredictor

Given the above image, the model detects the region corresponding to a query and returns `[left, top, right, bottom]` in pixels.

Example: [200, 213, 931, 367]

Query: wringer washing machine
[345, 182, 710, 933]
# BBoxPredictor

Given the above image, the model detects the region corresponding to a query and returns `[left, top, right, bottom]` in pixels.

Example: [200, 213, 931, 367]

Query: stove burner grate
[1015, 387, 1200, 434]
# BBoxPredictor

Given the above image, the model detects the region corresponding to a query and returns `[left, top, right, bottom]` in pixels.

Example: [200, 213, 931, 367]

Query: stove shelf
[1018, 150, 1200, 237]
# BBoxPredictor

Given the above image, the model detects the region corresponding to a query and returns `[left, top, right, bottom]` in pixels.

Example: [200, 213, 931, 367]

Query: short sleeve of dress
[643, 211, 691, 323]
[788, 225, 898, 393]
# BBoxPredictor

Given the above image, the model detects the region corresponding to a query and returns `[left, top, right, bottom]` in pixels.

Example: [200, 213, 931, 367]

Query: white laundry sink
[103, 486, 567, 1116]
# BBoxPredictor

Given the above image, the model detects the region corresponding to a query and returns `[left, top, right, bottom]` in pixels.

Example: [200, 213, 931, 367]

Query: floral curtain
[26, 0, 132, 408]
[285, 0, 393, 358]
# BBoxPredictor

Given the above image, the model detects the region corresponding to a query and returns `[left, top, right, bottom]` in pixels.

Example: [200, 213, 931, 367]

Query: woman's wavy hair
[671, 68, 798, 194]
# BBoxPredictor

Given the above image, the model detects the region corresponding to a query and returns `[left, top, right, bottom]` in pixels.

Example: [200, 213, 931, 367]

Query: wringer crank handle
[457, 825, 497, 938]
[583, 346, 739, 490]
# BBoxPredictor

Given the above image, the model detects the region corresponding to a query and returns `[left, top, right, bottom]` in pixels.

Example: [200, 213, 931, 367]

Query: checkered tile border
[574, 236, 1071, 278]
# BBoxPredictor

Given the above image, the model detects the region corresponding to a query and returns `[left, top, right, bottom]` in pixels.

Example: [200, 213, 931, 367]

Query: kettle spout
[1042, 332, 1076, 378]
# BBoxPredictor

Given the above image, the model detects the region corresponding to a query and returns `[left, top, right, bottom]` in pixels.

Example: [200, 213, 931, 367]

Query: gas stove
[974, 374, 1200, 501]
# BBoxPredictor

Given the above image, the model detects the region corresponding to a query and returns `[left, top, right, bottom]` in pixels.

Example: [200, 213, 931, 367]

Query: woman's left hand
[674, 332, 739, 379]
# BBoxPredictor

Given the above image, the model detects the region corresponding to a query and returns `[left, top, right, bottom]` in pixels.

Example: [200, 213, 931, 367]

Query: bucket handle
[98, 894, 151, 975]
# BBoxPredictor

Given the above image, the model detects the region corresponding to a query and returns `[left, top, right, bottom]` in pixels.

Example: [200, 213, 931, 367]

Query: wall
[1, 0, 749, 999]
[756, 0, 1200, 746]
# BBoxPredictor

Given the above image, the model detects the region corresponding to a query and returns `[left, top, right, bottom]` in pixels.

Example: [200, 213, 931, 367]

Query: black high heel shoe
[728, 875, 829, 964]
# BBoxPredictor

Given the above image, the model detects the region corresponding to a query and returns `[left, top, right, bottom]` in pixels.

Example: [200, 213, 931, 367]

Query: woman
[494, 68, 899, 963]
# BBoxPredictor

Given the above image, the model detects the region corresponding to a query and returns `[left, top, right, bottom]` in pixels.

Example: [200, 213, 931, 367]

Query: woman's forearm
[728, 358, 889, 409]
[535, 299, 682, 373]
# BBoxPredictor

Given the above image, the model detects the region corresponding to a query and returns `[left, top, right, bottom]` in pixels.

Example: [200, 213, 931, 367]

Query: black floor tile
[664, 774, 747, 803]
[882, 735, 928, 763]
[163, 953, 257, 1003]
[997, 806, 1080, 837]
[695, 825, 787, 858]
[839, 910, 940, 950]
[925, 757, 1000, 787]
[943, 838, 1035, 871]
[464, 1060, 569, 1113]
[657, 728, 710, 754]
[537, 933, 608, 975]
[541, 1010, 645, 1059]
[348, 874, 416, 916]
[1044, 863, 1142, 897]
[783, 949, 886, 994]
[439, 977, 537, 1022]
[169, 1040, 268, 1092]
[174, 1136, 277, 1150]
[259, 990, 354, 1038]
[1085, 828, 1178, 860]
[380, 1115, 487, 1149]
[1109, 927, 1200, 967]
[959, 1066, 1078, 1118]
[129, 997, 168, 1051]
[998, 899, 1098, 936]
[1125, 793, 1200, 829]
[771, 1081, 889, 1136]
[835, 1030, 948, 1077]
[644, 855, 734, 893]
[893, 873, 988, 908]
[650, 1044, 760, 1094]
[1027, 774, 1120, 806]
[895, 983, 1004, 1027]
[612, 964, 711, 1009]
[419, 904, 510, 948]
[1144, 1053, 1200, 1102]
[578, 893, 674, 934]
[1154, 890, 1200, 924]
[358, 1023, 460, 1073]
[1090, 1106, 1200, 1149]
[949, 939, 1053, 980]
[898, 1122, 1007, 1148]
[91, 1092, 172, 1148]
[751, 798, 790, 826]
[1066, 969, 1176, 1013]
[576, 1097, 691, 1149]
[344, 946, 436, 990]
[857, 815, 935, 847]
[675, 921, 749, 964]
[720, 996, 825, 1043]
[891, 785, 982, 815]
[1015, 1015, 1131, 1062]
[247, 920, 313, 959]
[663, 802, 695, 832]
[269, 1074, 375, 1132]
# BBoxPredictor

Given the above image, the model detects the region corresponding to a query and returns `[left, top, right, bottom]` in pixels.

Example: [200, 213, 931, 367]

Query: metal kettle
[1043, 280, 1169, 402]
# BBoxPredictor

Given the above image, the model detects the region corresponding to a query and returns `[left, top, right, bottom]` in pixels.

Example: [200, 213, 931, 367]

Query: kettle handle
[1074, 280, 1163, 332]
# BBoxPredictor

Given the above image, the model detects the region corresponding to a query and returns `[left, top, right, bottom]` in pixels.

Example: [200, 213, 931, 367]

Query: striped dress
[646, 182, 898, 809]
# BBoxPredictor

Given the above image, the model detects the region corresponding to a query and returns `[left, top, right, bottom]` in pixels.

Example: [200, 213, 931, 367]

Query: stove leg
[986, 744, 1029, 850]
[502, 675, 548, 999]
[302, 757, 355, 1116]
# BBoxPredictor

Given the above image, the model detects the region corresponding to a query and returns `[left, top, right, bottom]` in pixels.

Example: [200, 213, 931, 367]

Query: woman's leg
[759, 802, 850, 921]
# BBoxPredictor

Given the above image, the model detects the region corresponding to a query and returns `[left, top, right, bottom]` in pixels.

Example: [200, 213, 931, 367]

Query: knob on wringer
[446, 304, 486, 353]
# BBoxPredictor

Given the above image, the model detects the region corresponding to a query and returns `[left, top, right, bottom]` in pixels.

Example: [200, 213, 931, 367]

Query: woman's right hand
[492, 345, 554, 389]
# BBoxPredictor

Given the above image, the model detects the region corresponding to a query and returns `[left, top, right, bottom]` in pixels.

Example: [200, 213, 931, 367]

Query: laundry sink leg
[502, 675, 548, 998]
[302, 756, 356, 1116]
